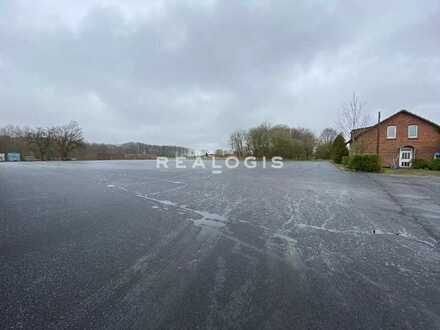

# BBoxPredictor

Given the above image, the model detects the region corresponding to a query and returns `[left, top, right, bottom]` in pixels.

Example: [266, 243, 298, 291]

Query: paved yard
[1, 161, 439, 329]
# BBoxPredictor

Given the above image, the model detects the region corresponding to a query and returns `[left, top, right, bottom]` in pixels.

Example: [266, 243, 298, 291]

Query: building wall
[352, 112, 440, 167]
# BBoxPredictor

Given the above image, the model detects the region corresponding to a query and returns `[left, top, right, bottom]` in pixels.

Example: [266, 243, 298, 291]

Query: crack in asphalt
[368, 173, 440, 247]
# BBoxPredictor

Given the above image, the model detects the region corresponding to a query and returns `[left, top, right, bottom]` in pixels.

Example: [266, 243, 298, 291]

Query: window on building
[408, 125, 418, 139]
[387, 126, 397, 139]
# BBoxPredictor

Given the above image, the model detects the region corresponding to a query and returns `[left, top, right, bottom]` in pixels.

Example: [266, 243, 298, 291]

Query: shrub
[348, 155, 382, 172]
[413, 159, 430, 170]
[342, 156, 350, 166]
[430, 159, 440, 171]
[331, 134, 349, 164]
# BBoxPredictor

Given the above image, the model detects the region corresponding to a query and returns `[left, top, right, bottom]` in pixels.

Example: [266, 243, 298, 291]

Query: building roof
[349, 109, 440, 143]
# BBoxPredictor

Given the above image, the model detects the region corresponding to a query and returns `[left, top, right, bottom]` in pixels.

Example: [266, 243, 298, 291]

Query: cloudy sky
[1, 0, 439, 149]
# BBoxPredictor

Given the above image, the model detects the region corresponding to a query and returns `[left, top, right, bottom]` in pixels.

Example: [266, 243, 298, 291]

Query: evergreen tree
[331, 134, 349, 163]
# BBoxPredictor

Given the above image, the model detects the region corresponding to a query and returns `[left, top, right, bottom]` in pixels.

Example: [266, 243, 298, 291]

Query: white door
[399, 148, 413, 168]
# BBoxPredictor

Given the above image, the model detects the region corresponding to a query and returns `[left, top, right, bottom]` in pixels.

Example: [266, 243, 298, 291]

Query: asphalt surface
[1, 160, 439, 329]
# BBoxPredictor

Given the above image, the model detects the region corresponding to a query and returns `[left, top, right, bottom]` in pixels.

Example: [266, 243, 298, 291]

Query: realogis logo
[156, 156, 284, 174]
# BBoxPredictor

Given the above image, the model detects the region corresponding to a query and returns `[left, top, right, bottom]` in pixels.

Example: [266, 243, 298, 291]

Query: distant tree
[337, 93, 370, 140]
[0, 125, 25, 138]
[331, 134, 349, 164]
[290, 127, 316, 160]
[229, 124, 316, 160]
[25, 127, 56, 160]
[319, 128, 338, 145]
[247, 123, 272, 158]
[270, 125, 295, 159]
[315, 144, 330, 160]
[0, 122, 192, 161]
[0, 125, 30, 155]
[315, 128, 338, 159]
[229, 129, 248, 158]
[54, 121, 84, 160]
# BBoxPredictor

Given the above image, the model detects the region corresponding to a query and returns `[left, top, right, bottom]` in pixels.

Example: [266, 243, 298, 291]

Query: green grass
[383, 168, 440, 177]
[333, 162, 440, 176]
[333, 161, 440, 176]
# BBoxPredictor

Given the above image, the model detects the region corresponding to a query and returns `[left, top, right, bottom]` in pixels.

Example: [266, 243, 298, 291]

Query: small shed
[7, 152, 21, 162]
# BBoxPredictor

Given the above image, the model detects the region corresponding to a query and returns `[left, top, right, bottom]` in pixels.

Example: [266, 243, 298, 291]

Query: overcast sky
[1, 0, 439, 149]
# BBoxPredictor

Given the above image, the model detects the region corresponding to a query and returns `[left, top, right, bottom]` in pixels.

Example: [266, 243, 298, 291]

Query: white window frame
[399, 148, 413, 168]
[387, 126, 397, 139]
[408, 125, 418, 139]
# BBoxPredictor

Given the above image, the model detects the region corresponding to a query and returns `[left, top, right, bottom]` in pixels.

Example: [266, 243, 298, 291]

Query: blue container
[7, 153, 21, 162]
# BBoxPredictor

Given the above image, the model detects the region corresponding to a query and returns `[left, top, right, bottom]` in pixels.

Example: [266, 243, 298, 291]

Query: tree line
[0, 121, 84, 160]
[0, 122, 189, 160]
[229, 93, 371, 161]
[80, 142, 189, 160]
[229, 124, 347, 160]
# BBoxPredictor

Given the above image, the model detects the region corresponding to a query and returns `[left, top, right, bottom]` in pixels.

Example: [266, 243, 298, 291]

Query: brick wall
[352, 112, 440, 167]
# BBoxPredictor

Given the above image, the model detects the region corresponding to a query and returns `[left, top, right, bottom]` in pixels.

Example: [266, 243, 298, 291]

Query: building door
[399, 148, 413, 168]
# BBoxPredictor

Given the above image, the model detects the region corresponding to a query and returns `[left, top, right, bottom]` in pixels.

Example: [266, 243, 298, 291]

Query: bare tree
[319, 128, 338, 144]
[337, 93, 370, 140]
[0, 125, 32, 156]
[314, 128, 338, 160]
[54, 121, 84, 160]
[0, 125, 25, 138]
[229, 129, 248, 158]
[26, 127, 56, 160]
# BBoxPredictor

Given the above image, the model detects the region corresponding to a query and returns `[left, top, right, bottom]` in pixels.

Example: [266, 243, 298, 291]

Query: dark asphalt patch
[1, 161, 439, 329]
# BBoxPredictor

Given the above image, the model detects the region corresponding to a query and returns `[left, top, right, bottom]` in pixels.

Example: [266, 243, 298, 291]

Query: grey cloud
[1, 0, 439, 149]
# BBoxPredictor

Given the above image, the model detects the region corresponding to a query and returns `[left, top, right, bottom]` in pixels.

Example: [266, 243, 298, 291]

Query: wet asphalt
[0, 160, 439, 329]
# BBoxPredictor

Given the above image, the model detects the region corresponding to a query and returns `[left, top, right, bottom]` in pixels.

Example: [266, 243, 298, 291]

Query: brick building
[350, 110, 440, 168]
